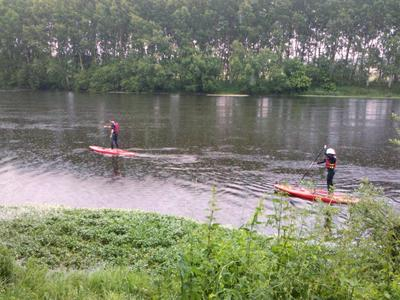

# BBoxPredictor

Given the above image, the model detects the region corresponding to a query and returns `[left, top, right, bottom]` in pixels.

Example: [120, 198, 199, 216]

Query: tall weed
[0, 181, 399, 298]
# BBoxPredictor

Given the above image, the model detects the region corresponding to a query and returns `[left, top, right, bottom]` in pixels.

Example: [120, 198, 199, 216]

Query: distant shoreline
[206, 93, 249, 97]
[0, 89, 31, 92]
[298, 94, 400, 99]
[1, 88, 400, 100]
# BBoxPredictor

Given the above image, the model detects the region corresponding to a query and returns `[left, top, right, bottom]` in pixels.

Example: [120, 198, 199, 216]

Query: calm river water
[1, 91, 399, 226]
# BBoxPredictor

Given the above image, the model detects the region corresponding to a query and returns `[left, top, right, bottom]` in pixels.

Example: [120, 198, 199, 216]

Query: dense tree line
[0, 0, 399, 94]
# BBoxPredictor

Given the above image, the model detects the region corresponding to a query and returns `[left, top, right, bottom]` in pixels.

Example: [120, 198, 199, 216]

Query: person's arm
[317, 158, 326, 164]
[104, 120, 113, 129]
[104, 123, 114, 138]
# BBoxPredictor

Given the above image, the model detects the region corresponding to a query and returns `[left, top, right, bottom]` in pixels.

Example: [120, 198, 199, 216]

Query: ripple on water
[1, 92, 399, 227]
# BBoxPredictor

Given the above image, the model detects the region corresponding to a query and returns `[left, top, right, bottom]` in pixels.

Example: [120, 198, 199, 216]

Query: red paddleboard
[89, 146, 137, 157]
[274, 184, 359, 204]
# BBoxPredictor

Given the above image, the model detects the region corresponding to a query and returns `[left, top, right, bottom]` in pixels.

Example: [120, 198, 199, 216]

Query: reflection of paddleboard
[89, 146, 137, 157]
[274, 184, 359, 205]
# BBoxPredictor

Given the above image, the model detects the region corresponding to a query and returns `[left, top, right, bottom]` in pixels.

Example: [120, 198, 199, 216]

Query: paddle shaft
[300, 145, 326, 181]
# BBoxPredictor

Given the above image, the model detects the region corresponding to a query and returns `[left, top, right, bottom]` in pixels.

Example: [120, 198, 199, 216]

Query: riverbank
[299, 86, 400, 99]
[201, 83, 400, 99]
[0, 182, 399, 298]
[2, 85, 400, 99]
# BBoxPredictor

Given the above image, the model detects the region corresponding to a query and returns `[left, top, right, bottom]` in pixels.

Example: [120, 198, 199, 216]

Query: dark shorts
[327, 169, 335, 189]
[111, 133, 119, 148]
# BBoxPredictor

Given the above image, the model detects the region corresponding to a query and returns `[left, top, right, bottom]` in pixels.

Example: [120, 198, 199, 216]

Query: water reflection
[111, 157, 122, 178]
[169, 95, 180, 142]
[0, 92, 399, 227]
[216, 96, 234, 139]
[257, 97, 270, 119]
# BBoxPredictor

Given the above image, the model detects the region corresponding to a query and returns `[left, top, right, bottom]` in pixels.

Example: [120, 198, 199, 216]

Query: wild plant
[0, 182, 399, 299]
[206, 185, 220, 256]
[177, 185, 223, 298]
[265, 192, 299, 245]
[0, 246, 15, 287]
[243, 197, 265, 265]
[342, 179, 400, 294]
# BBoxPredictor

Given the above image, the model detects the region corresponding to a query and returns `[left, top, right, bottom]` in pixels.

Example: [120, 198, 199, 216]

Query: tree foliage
[0, 0, 399, 93]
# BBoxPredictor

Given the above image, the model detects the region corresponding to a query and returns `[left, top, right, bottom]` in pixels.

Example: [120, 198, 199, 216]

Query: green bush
[0, 247, 15, 284]
[0, 182, 399, 298]
[322, 81, 337, 92]
[73, 69, 92, 91]
[89, 63, 122, 92]
[284, 59, 312, 92]
[46, 59, 73, 90]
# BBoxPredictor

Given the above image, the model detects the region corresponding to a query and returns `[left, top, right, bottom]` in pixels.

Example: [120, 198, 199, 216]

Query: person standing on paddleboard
[317, 147, 336, 193]
[104, 120, 120, 149]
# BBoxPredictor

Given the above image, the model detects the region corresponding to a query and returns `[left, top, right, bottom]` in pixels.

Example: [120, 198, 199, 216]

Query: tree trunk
[351, 59, 358, 82]
[345, 37, 352, 65]
[79, 53, 84, 71]
[330, 40, 337, 63]
[65, 75, 70, 90]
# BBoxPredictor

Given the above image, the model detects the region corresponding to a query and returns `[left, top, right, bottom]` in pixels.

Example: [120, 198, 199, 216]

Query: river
[0, 91, 399, 226]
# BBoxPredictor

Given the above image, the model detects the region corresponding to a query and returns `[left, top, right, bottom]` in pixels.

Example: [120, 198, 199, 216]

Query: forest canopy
[0, 0, 399, 94]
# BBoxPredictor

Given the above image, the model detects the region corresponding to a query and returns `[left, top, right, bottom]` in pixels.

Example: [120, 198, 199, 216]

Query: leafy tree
[0, 0, 399, 93]
[283, 59, 311, 92]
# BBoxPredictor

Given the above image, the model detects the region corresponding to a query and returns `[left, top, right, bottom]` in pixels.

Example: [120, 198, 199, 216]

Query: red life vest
[325, 157, 336, 169]
[113, 122, 120, 135]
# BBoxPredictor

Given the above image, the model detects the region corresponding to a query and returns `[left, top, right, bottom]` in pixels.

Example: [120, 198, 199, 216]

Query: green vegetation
[390, 113, 400, 145]
[1, 0, 400, 95]
[0, 182, 399, 299]
[302, 85, 400, 99]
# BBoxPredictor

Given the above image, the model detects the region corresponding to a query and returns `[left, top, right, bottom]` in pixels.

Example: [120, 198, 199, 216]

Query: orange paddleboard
[89, 146, 137, 157]
[274, 184, 359, 204]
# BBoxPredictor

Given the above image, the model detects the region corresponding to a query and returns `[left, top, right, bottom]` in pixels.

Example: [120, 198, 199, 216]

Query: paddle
[300, 145, 326, 182]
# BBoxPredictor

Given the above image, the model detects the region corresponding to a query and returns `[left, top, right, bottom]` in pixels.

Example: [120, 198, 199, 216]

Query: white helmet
[326, 148, 336, 155]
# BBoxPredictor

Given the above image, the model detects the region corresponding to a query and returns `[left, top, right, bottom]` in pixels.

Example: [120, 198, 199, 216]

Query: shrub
[0, 247, 15, 284]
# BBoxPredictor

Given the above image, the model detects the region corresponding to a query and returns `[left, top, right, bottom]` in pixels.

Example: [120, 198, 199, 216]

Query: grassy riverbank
[0, 182, 399, 299]
[3, 84, 400, 100]
[202, 84, 400, 99]
[300, 85, 400, 99]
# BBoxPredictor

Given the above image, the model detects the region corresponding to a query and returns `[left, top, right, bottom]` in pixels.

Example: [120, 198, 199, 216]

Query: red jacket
[318, 155, 336, 170]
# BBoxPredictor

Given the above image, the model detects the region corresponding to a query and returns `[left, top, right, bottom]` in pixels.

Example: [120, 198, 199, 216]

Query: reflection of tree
[111, 157, 121, 177]
[390, 113, 400, 146]
[216, 96, 234, 138]
[169, 95, 180, 142]
[257, 98, 270, 119]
